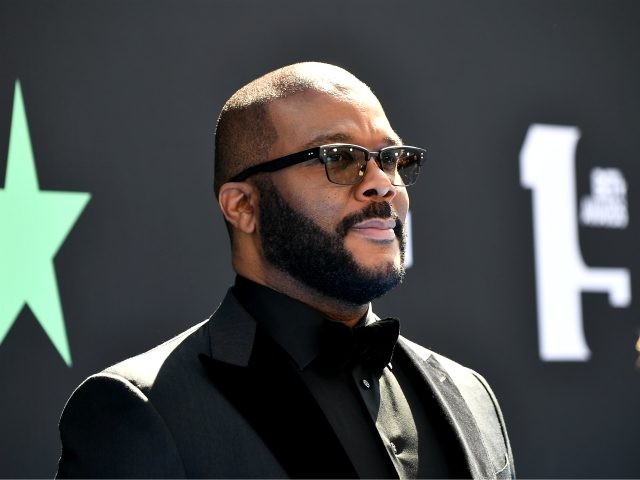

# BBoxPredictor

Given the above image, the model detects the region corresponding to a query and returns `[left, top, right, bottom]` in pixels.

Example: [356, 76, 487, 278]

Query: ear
[218, 182, 258, 234]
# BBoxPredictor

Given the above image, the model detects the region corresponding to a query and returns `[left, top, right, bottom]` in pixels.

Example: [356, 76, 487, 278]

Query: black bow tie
[313, 317, 400, 374]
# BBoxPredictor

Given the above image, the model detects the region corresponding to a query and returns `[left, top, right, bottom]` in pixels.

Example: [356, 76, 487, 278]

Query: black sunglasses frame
[228, 143, 426, 186]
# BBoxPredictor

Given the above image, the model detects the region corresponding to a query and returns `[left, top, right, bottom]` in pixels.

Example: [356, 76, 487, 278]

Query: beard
[255, 177, 406, 305]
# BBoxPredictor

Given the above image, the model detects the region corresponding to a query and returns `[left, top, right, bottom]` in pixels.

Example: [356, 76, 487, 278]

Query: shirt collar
[232, 275, 375, 370]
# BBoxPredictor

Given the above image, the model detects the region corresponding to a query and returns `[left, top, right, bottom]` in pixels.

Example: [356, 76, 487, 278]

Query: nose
[354, 157, 397, 202]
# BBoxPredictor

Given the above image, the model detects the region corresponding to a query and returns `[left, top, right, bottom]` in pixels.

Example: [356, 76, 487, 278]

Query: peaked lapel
[199, 290, 358, 479]
[397, 339, 493, 479]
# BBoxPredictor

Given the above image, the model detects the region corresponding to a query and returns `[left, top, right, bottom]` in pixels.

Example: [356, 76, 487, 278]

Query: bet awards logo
[520, 124, 631, 361]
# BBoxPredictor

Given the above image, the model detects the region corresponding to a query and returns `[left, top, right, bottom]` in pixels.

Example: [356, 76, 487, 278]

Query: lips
[350, 218, 397, 241]
[352, 218, 397, 230]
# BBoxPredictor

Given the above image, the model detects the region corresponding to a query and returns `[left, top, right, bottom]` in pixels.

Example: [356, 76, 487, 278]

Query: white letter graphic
[520, 124, 631, 361]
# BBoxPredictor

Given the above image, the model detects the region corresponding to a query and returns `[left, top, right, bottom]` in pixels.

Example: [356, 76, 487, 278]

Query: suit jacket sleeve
[56, 372, 187, 479]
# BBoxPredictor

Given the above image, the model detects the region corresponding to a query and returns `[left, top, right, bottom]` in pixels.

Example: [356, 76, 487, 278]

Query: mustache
[336, 202, 404, 238]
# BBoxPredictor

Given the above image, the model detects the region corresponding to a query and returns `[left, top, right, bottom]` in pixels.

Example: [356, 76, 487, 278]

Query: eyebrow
[301, 133, 403, 150]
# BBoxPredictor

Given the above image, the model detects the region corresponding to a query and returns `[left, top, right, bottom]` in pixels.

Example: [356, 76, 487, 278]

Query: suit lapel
[200, 291, 358, 479]
[397, 340, 493, 479]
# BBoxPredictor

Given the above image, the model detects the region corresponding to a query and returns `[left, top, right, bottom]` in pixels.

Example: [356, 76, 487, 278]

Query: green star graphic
[0, 81, 90, 366]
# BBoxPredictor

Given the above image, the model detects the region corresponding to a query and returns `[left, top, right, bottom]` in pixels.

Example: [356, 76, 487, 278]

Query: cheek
[298, 193, 344, 232]
[276, 178, 345, 232]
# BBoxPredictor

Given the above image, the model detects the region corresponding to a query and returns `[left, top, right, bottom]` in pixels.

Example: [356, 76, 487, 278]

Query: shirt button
[361, 379, 371, 389]
[390, 442, 398, 455]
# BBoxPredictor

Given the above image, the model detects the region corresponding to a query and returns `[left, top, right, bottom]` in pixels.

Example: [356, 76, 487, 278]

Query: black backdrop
[1, 1, 639, 477]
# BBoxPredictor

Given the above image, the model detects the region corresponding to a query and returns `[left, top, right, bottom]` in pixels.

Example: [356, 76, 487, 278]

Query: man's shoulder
[398, 335, 470, 372]
[98, 318, 210, 393]
[398, 336, 514, 477]
[56, 321, 214, 479]
[68, 289, 249, 400]
[398, 336, 496, 397]
[398, 335, 509, 439]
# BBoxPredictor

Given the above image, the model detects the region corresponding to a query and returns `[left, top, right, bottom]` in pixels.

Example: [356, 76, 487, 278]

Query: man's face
[256, 88, 410, 304]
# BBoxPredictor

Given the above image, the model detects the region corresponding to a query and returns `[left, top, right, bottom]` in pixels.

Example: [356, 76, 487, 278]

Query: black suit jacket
[56, 290, 515, 478]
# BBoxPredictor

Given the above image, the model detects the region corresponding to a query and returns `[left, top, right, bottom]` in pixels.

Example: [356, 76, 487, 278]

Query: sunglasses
[229, 143, 426, 186]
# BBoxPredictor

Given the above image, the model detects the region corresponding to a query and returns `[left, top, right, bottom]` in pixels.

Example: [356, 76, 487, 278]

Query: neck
[234, 261, 368, 327]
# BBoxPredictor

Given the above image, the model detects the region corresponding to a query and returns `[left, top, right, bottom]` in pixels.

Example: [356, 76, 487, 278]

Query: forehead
[267, 88, 401, 155]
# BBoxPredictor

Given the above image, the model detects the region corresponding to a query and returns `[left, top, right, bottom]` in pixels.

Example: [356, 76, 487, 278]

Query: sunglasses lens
[322, 146, 367, 185]
[381, 148, 424, 186]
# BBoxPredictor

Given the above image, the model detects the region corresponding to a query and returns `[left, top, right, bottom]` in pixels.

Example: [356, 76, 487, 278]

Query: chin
[351, 247, 402, 269]
[348, 239, 400, 259]
[357, 256, 403, 275]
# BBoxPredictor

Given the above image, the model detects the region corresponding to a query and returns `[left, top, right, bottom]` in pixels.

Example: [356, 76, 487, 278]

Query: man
[56, 62, 514, 478]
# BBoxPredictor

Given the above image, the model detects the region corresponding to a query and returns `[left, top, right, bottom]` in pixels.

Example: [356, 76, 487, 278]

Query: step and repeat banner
[1, 1, 639, 477]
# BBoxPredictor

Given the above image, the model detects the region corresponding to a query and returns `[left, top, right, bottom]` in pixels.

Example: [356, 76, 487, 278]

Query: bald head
[213, 62, 373, 196]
